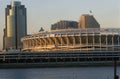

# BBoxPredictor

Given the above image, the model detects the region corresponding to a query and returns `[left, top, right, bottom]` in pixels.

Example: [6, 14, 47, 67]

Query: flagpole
[89, 10, 93, 16]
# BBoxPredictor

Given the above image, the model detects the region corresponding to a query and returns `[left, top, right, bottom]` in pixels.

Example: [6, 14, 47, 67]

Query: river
[0, 67, 119, 79]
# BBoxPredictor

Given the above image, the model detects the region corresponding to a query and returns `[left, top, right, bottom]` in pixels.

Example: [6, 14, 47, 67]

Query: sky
[0, 0, 120, 49]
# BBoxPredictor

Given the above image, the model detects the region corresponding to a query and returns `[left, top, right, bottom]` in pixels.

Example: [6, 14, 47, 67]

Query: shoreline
[0, 61, 120, 68]
[0, 51, 120, 68]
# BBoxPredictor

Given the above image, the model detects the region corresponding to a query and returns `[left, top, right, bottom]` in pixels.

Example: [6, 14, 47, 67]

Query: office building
[3, 0, 27, 50]
[78, 14, 100, 29]
[51, 20, 78, 30]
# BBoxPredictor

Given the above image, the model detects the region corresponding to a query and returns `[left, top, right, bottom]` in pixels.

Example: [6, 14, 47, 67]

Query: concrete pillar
[93, 33, 95, 50]
[112, 34, 114, 51]
[79, 34, 82, 46]
[118, 34, 120, 47]
[106, 34, 108, 50]
[72, 36, 76, 47]
[86, 33, 88, 50]
[99, 34, 102, 51]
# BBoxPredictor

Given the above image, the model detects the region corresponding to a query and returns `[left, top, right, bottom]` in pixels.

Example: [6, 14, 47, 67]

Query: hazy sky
[0, 0, 120, 49]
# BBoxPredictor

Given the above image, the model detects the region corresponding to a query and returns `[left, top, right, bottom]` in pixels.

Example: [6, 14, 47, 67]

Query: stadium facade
[21, 28, 120, 52]
[21, 14, 120, 52]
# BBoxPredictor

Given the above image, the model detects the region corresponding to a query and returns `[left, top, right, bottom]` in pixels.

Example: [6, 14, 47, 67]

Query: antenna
[11, 0, 14, 7]
[89, 10, 93, 16]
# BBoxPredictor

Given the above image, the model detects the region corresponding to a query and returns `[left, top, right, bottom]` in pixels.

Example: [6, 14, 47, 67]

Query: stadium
[21, 14, 120, 52]
[21, 28, 120, 52]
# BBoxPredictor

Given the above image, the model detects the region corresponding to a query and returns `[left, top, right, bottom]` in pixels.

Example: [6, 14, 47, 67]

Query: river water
[0, 67, 119, 79]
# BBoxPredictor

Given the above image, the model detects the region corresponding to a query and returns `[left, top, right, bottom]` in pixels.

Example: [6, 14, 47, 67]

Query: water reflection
[0, 67, 119, 79]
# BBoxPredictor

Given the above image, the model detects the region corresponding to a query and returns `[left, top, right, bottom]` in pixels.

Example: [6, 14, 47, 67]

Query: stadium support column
[66, 35, 69, 50]
[66, 35, 69, 49]
[26, 40, 28, 48]
[61, 37, 65, 45]
[106, 33, 108, 50]
[79, 33, 82, 51]
[54, 37, 60, 48]
[22, 40, 24, 49]
[29, 39, 31, 48]
[48, 38, 52, 45]
[31, 39, 34, 47]
[33, 39, 35, 47]
[86, 33, 88, 51]
[92, 32, 95, 50]
[40, 38, 42, 48]
[60, 36, 62, 50]
[45, 38, 47, 50]
[36, 39, 38, 47]
[112, 33, 114, 51]
[31, 39, 33, 47]
[55, 37, 57, 47]
[24, 41, 26, 49]
[118, 33, 120, 49]
[23, 40, 26, 49]
[30, 39, 32, 48]
[45, 38, 47, 49]
[72, 34, 76, 50]
[27, 41, 28, 49]
[99, 33, 102, 51]
[42, 38, 47, 50]
[32, 38, 36, 47]
[28, 40, 30, 48]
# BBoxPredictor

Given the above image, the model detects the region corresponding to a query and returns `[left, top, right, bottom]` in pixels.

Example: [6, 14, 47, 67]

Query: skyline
[0, 0, 120, 49]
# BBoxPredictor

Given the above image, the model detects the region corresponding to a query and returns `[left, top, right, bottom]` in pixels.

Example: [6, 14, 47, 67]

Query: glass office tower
[3, 1, 27, 50]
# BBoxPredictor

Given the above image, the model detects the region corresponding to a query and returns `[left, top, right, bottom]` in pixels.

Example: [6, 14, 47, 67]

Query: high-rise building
[3, 0, 27, 50]
[78, 14, 100, 29]
[51, 20, 78, 30]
